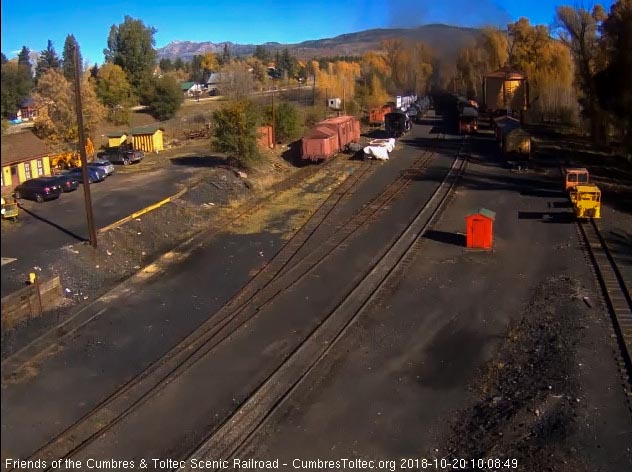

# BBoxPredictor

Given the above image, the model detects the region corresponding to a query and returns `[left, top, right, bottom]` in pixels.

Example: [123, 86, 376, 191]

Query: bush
[262, 102, 301, 143]
[303, 106, 327, 128]
[212, 100, 261, 168]
[141, 75, 183, 121]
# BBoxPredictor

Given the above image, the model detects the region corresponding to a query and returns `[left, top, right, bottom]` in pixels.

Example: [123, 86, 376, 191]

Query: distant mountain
[156, 24, 480, 62]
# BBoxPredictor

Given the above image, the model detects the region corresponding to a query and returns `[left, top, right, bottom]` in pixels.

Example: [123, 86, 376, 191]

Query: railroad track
[577, 218, 632, 408]
[13, 137, 447, 470]
[177, 137, 470, 471]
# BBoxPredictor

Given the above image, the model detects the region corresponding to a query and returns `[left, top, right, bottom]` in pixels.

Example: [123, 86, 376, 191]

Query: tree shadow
[18, 205, 87, 242]
[281, 140, 303, 167]
[169, 155, 228, 167]
[423, 230, 466, 247]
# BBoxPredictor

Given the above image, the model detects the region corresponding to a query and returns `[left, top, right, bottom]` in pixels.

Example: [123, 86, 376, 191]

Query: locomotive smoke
[386, 0, 511, 28]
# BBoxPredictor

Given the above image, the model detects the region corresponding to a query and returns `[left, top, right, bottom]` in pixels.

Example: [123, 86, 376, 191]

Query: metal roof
[468, 208, 496, 220]
[106, 131, 127, 138]
[129, 125, 165, 135]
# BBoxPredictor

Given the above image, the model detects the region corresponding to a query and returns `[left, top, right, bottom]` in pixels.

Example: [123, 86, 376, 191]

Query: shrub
[212, 100, 261, 168]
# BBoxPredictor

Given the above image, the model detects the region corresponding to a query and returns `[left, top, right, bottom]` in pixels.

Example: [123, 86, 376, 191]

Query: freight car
[368, 105, 392, 126]
[300, 115, 361, 162]
[458, 106, 478, 134]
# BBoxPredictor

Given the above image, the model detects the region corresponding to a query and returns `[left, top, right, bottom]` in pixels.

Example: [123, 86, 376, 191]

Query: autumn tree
[62, 35, 82, 81]
[201, 52, 219, 74]
[595, 0, 632, 152]
[96, 63, 132, 124]
[212, 100, 261, 167]
[221, 61, 255, 100]
[104, 16, 157, 93]
[556, 5, 608, 139]
[33, 68, 104, 142]
[35, 40, 61, 81]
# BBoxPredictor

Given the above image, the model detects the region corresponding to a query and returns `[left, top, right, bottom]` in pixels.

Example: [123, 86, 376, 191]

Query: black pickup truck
[97, 146, 144, 165]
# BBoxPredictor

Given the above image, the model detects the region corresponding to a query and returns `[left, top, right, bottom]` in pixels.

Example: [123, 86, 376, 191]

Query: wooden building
[1, 131, 53, 189]
[106, 131, 128, 148]
[129, 125, 164, 153]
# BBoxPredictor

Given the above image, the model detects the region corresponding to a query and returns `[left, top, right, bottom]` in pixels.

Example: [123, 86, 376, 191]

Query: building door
[472, 219, 487, 248]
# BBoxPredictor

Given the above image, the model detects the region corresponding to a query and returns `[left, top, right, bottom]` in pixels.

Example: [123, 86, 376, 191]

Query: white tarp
[364, 145, 390, 160]
[369, 138, 396, 152]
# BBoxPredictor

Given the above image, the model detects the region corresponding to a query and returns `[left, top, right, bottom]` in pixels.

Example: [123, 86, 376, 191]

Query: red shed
[465, 208, 496, 249]
[257, 126, 273, 149]
[301, 126, 339, 161]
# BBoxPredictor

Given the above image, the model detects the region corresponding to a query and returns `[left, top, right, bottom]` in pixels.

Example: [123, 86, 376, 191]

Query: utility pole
[343, 79, 346, 115]
[73, 43, 97, 248]
[271, 87, 275, 149]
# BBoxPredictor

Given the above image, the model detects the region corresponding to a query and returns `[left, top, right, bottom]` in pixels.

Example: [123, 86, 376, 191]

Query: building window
[24, 163, 32, 180]
[37, 159, 44, 176]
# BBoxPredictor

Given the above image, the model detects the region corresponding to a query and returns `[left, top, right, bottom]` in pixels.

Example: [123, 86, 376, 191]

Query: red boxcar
[316, 115, 360, 150]
[301, 126, 339, 161]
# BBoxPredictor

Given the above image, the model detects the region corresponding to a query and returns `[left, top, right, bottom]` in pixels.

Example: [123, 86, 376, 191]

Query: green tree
[1, 53, 7, 65]
[219, 44, 231, 66]
[36, 40, 61, 81]
[1, 61, 33, 117]
[62, 35, 82, 81]
[190, 54, 204, 82]
[263, 101, 300, 142]
[254, 45, 271, 63]
[104, 16, 157, 92]
[142, 75, 183, 120]
[174, 57, 185, 70]
[159, 58, 174, 72]
[17, 46, 32, 73]
[96, 63, 132, 124]
[212, 100, 260, 167]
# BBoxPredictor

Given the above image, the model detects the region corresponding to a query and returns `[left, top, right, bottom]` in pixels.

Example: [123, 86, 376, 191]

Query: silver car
[88, 159, 115, 176]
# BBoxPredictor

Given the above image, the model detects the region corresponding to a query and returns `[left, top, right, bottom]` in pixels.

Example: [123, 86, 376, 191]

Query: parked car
[13, 177, 63, 203]
[50, 173, 80, 192]
[97, 146, 144, 165]
[68, 166, 107, 183]
[88, 159, 115, 176]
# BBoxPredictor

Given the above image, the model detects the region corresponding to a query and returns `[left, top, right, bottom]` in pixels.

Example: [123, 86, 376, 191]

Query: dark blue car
[68, 166, 107, 184]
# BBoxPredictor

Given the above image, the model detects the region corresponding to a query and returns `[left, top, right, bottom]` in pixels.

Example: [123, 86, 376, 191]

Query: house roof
[1, 130, 53, 166]
[129, 125, 165, 136]
[19, 97, 37, 108]
[206, 72, 226, 84]
[484, 66, 527, 80]
[468, 208, 496, 220]
[106, 131, 127, 138]
[180, 81, 196, 90]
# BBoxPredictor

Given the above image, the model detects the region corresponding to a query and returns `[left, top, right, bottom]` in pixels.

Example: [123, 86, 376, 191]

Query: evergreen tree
[62, 34, 82, 80]
[254, 45, 271, 63]
[174, 57, 185, 70]
[159, 58, 174, 72]
[219, 44, 231, 66]
[104, 16, 157, 91]
[2, 52, 8, 65]
[36, 40, 61, 81]
[17, 46, 32, 76]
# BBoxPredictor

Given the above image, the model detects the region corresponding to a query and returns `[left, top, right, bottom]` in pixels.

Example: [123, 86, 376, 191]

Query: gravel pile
[442, 275, 589, 471]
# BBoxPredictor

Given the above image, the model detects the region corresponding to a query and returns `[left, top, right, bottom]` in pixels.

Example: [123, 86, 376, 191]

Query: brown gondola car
[368, 105, 393, 126]
[316, 115, 361, 150]
[301, 126, 339, 162]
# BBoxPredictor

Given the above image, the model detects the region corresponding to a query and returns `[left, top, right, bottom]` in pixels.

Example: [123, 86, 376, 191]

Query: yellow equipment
[569, 184, 601, 219]
[1, 196, 19, 221]
[50, 138, 95, 171]
[563, 167, 589, 191]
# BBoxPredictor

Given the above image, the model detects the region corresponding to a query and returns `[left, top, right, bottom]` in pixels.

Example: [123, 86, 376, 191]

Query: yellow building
[106, 131, 128, 148]
[1, 131, 53, 190]
[129, 125, 164, 153]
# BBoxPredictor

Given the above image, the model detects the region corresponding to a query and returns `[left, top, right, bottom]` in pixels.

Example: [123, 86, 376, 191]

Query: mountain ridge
[156, 24, 480, 61]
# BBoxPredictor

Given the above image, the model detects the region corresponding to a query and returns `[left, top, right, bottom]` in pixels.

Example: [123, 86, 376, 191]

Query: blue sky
[1, 0, 613, 65]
